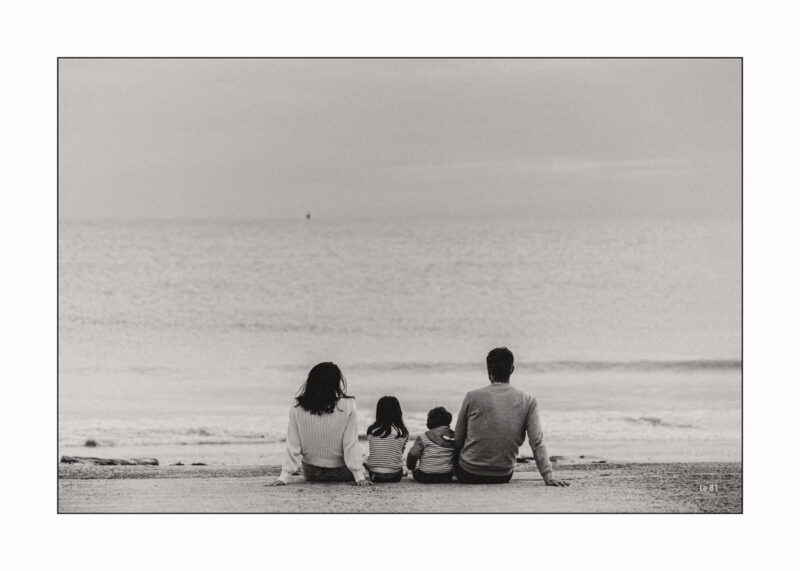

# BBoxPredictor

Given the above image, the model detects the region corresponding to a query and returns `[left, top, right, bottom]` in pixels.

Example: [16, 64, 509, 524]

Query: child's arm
[406, 435, 424, 471]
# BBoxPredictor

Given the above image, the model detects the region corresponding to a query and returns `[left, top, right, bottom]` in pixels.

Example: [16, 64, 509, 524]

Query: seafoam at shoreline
[58, 434, 741, 468]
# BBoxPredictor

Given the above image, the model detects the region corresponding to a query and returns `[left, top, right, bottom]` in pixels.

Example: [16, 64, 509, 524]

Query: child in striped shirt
[406, 406, 456, 483]
[365, 396, 409, 483]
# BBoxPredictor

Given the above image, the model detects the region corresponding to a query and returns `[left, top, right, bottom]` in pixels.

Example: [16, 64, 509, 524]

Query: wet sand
[58, 462, 742, 513]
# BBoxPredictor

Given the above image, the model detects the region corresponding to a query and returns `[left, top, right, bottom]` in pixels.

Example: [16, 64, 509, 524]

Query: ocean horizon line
[57, 211, 741, 224]
[61, 358, 742, 375]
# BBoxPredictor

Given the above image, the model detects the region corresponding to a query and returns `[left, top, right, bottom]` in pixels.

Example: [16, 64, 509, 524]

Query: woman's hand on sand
[265, 479, 286, 486]
[350, 478, 372, 487]
[544, 476, 570, 487]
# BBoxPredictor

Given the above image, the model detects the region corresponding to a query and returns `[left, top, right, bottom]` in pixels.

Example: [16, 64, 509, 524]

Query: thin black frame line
[56, 56, 61, 514]
[739, 57, 744, 514]
[56, 56, 744, 515]
[56, 56, 743, 60]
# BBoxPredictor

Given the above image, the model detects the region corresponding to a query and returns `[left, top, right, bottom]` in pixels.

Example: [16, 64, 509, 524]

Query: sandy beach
[58, 461, 742, 513]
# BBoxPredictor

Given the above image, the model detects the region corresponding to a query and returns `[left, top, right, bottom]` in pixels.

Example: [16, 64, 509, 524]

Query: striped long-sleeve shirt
[366, 429, 408, 473]
[406, 426, 456, 474]
[278, 397, 365, 483]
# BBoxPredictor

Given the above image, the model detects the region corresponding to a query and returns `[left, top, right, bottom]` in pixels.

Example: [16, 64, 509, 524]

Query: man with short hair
[453, 347, 569, 486]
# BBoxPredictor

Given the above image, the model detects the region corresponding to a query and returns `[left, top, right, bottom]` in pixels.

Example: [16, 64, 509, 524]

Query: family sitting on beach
[267, 347, 569, 488]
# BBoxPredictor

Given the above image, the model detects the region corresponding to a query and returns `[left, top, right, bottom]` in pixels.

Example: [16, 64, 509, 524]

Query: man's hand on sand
[544, 476, 570, 487]
[350, 479, 373, 487]
[265, 479, 286, 486]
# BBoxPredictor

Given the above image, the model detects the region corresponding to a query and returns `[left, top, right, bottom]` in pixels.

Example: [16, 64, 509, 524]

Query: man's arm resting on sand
[527, 398, 569, 487]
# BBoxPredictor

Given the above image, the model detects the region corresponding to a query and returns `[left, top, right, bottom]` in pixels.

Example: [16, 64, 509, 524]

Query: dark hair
[426, 406, 452, 429]
[295, 362, 352, 415]
[486, 347, 514, 382]
[367, 396, 408, 438]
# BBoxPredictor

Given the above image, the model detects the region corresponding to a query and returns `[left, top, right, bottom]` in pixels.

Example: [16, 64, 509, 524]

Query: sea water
[58, 216, 741, 465]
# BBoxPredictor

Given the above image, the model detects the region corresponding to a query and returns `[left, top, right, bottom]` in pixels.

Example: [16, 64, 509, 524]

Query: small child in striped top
[365, 396, 409, 483]
[406, 406, 456, 483]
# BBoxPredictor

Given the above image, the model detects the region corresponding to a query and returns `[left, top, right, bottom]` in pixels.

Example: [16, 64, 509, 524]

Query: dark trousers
[413, 469, 454, 484]
[454, 462, 513, 484]
[366, 468, 404, 483]
[301, 462, 354, 482]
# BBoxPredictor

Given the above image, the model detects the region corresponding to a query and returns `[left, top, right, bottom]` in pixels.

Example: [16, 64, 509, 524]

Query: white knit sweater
[278, 397, 366, 482]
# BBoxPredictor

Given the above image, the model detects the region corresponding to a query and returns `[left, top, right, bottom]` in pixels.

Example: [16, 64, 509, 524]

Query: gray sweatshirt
[454, 382, 553, 479]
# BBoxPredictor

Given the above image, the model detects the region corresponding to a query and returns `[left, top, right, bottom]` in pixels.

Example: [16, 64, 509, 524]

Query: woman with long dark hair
[267, 362, 371, 486]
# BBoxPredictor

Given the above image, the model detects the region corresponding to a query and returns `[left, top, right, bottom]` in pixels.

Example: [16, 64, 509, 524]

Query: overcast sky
[59, 58, 741, 220]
